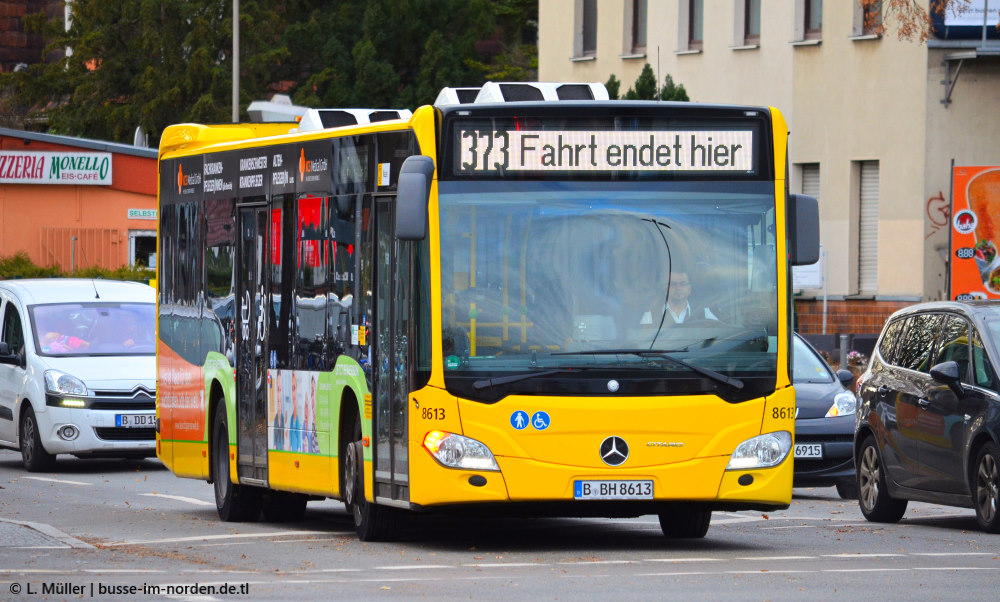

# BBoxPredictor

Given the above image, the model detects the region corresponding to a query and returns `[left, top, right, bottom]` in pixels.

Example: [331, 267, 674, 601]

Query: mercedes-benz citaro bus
[155, 82, 819, 540]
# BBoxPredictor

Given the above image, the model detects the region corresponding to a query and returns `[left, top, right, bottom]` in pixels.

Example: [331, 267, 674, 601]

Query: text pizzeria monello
[0, 150, 113, 185]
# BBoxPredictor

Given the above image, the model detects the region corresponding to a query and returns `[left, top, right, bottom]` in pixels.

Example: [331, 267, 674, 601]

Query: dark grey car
[855, 301, 1000, 532]
[792, 334, 858, 498]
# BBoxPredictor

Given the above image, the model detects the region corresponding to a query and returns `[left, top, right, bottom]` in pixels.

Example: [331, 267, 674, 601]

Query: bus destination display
[456, 129, 755, 174]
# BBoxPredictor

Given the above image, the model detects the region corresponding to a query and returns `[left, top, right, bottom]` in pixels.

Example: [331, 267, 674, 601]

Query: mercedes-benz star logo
[600, 436, 629, 466]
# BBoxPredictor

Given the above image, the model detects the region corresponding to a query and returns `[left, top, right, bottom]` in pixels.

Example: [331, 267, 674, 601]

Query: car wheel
[342, 415, 399, 541]
[212, 402, 261, 522]
[857, 435, 907, 523]
[658, 505, 711, 538]
[973, 442, 1000, 533]
[836, 479, 858, 500]
[20, 405, 55, 472]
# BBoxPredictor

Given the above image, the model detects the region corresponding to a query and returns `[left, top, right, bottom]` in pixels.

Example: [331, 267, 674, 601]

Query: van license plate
[574, 480, 653, 500]
[794, 444, 823, 458]
[116, 414, 154, 428]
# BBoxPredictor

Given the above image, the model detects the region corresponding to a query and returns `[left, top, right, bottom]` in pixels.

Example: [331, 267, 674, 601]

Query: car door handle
[918, 398, 931, 407]
[877, 386, 889, 397]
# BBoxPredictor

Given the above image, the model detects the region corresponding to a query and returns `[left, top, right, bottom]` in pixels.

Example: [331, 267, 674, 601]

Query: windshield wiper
[552, 349, 744, 391]
[473, 368, 577, 390]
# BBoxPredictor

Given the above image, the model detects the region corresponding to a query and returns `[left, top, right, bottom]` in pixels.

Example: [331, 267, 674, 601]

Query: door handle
[918, 398, 931, 407]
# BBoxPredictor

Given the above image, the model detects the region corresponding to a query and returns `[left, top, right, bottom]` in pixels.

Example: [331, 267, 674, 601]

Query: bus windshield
[438, 180, 778, 402]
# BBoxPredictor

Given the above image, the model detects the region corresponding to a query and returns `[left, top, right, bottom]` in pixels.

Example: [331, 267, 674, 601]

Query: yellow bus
[155, 82, 818, 540]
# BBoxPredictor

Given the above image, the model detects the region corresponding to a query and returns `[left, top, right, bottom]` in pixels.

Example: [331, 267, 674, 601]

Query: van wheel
[342, 416, 399, 541]
[658, 505, 711, 538]
[973, 442, 1000, 533]
[857, 435, 907, 523]
[20, 405, 55, 472]
[212, 403, 261, 522]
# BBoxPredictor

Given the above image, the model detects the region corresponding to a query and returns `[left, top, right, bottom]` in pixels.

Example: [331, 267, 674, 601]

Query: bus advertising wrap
[951, 165, 1000, 300]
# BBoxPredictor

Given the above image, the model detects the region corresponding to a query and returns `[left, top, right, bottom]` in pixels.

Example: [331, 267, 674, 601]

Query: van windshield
[29, 302, 155, 357]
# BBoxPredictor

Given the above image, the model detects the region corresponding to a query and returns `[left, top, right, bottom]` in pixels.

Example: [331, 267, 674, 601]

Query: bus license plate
[794, 443, 823, 459]
[116, 414, 153, 428]
[574, 480, 653, 500]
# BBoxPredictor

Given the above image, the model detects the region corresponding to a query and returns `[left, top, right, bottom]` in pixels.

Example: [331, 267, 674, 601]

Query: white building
[538, 0, 1000, 335]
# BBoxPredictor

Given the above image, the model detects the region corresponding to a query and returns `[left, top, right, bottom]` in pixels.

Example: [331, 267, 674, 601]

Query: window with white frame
[678, 0, 704, 52]
[793, 0, 823, 42]
[574, 0, 598, 58]
[853, 0, 882, 37]
[735, 0, 761, 46]
[129, 230, 156, 270]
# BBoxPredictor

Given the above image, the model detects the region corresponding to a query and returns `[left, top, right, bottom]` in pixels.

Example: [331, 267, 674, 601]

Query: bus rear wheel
[658, 505, 711, 538]
[342, 417, 399, 541]
[212, 403, 261, 522]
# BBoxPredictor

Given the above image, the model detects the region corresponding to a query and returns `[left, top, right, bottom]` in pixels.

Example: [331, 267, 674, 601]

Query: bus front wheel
[343, 417, 399, 541]
[658, 505, 711, 538]
[212, 403, 261, 522]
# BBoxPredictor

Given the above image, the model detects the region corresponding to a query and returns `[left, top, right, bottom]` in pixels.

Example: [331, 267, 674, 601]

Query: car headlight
[726, 431, 792, 470]
[44, 370, 88, 396]
[423, 431, 500, 471]
[825, 390, 858, 418]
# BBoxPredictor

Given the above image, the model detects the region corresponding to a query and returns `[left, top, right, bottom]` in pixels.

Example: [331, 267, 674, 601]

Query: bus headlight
[423, 431, 500, 471]
[726, 431, 792, 470]
[44, 370, 88, 396]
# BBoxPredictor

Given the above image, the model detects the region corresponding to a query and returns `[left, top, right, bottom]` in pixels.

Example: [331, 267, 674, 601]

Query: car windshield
[30, 302, 155, 357]
[792, 335, 834, 384]
[438, 180, 778, 401]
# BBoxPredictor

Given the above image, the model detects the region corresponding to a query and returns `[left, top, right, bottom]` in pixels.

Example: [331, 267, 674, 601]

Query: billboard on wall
[950, 166, 1000, 300]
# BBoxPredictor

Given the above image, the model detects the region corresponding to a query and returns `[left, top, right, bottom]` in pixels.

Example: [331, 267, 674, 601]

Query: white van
[0, 279, 156, 471]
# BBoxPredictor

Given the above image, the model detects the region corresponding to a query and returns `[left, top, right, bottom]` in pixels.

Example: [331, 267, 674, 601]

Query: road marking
[376, 565, 451, 570]
[558, 560, 634, 565]
[911, 552, 998, 556]
[646, 558, 721, 563]
[139, 493, 214, 506]
[462, 563, 540, 568]
[822, 553, 905, 558]
[734, 555, 816, 561]
[102, 531, 332, 546]
[821, 568, 910, 572]
[23, 476, 91, 486]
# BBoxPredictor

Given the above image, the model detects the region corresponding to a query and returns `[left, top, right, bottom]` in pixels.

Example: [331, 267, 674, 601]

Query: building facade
[0, 127, 157, 272]
[539, 0, 1000, 335]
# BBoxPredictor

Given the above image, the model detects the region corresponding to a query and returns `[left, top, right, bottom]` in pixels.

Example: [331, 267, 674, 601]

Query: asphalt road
[1, 448, 998, 601]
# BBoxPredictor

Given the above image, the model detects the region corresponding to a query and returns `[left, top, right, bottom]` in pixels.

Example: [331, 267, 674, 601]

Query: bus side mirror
[788, 194, 819, 266]
[396, 155, 435, 241]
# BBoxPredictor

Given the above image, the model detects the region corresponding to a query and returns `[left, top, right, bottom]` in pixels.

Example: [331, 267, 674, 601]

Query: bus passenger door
[372, 196, 411, 503]
[235, 205, 269, 484]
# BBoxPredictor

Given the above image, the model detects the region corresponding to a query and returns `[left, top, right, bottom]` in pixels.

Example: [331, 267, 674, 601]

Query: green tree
[604, 74, 621, 100]
[622, 64, 689, 101]
[2, 0, 539, 143]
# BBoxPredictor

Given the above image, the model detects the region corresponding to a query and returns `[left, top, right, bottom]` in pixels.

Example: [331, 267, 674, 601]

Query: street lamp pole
[232, 0, 239, 123]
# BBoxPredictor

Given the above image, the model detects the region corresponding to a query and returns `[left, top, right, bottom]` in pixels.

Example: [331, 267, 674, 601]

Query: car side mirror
[836, 369, 855, 389]
[930, 360, 965, 398]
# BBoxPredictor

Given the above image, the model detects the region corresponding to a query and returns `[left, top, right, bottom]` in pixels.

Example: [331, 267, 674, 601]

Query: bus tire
[857, 435, 907, 523]
[262, 491, 308, 522]
[20, 405, 55, 472]
[658, 505, 711, 538]
[212, 402, 261, 522]
[343, 417, 399, 541]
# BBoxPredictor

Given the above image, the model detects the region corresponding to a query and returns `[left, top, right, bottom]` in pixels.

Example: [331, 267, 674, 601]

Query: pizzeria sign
[0, 150, 112, 185]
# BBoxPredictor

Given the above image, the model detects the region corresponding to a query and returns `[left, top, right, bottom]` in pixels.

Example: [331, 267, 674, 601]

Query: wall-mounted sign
[0, 151, 112, 185]
[128, 208, 157, 220]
